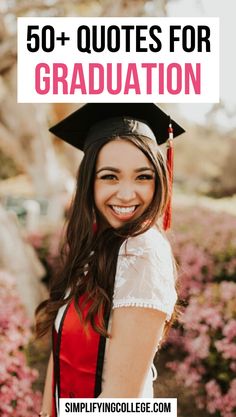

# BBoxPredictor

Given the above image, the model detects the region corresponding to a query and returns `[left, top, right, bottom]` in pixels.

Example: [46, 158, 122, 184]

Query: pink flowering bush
[165, 206, 236, 417]
[0, 270, 42, 417]
[169, 206, 236, 300]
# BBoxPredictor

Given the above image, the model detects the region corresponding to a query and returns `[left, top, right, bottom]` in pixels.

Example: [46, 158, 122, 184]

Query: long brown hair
[35, 134, 178, 339]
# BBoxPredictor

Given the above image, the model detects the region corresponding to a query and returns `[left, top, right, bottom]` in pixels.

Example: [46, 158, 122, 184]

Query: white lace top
[112, 227, 177, 319]
[55, 226, 177, 398]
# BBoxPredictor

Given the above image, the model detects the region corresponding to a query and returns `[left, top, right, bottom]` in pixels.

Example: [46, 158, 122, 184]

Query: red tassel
[163, 124, 174, 231]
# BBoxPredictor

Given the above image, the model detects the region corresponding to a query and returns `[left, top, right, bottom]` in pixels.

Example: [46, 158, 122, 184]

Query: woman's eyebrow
[96, 167, 120, 174]
[134, 167, 155, 173]
[96, 167, 155, 174]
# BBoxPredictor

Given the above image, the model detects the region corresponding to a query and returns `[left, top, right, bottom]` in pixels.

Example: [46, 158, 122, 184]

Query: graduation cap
[49, 103, 185, 230]
[49, 103, 184, 151]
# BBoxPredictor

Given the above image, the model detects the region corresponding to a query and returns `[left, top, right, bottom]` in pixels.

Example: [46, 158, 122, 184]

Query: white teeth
[111, 205, 136, 214]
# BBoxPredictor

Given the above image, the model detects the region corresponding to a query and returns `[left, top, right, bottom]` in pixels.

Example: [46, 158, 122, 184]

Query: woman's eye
[100, 174, 118, 180]
[137, 174, 154, 180]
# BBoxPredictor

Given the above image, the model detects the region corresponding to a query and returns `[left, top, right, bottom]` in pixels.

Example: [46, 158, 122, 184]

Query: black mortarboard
[49, 103, 185, 151]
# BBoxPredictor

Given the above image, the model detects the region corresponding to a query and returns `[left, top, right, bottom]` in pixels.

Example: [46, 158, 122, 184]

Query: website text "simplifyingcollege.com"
[59, 399, 177, 417]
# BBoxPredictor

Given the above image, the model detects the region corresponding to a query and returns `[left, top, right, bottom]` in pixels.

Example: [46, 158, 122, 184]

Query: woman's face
[94, 139, 155, 229]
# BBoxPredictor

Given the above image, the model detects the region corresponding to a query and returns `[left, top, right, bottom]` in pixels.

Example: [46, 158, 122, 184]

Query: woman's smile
[94, 140, 155, 229]
[108, 204, 139, 220]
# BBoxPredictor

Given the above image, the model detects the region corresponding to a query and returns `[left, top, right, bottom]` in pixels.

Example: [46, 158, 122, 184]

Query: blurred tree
[0, 12, 68, 197]
[0, 204, 47, 318]
[211, 136, 236, 197]
[0, 148, 22, 179]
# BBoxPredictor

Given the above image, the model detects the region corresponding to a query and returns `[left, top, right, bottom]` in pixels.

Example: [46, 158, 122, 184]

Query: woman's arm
[99, 307, 166, 398]
[40, 351, 53, 415]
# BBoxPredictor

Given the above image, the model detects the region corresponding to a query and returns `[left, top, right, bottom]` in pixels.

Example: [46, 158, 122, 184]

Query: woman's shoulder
[119, 226, 171, 257]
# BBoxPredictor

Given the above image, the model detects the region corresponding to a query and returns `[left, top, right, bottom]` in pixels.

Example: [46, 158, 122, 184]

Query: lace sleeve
[112, 228, 177, 321]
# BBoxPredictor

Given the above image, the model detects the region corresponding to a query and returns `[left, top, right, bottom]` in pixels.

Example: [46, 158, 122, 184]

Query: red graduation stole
[51, 294, 107, 417]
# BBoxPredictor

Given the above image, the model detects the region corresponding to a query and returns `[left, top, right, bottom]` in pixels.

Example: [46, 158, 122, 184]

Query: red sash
[51, 294, 107, 416]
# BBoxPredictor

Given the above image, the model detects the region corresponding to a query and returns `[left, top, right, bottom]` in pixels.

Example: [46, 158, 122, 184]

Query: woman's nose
[116, 183, 136, 201]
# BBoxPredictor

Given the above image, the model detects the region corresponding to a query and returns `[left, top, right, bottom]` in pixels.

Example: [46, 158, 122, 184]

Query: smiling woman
[35, 103, 185, 417]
